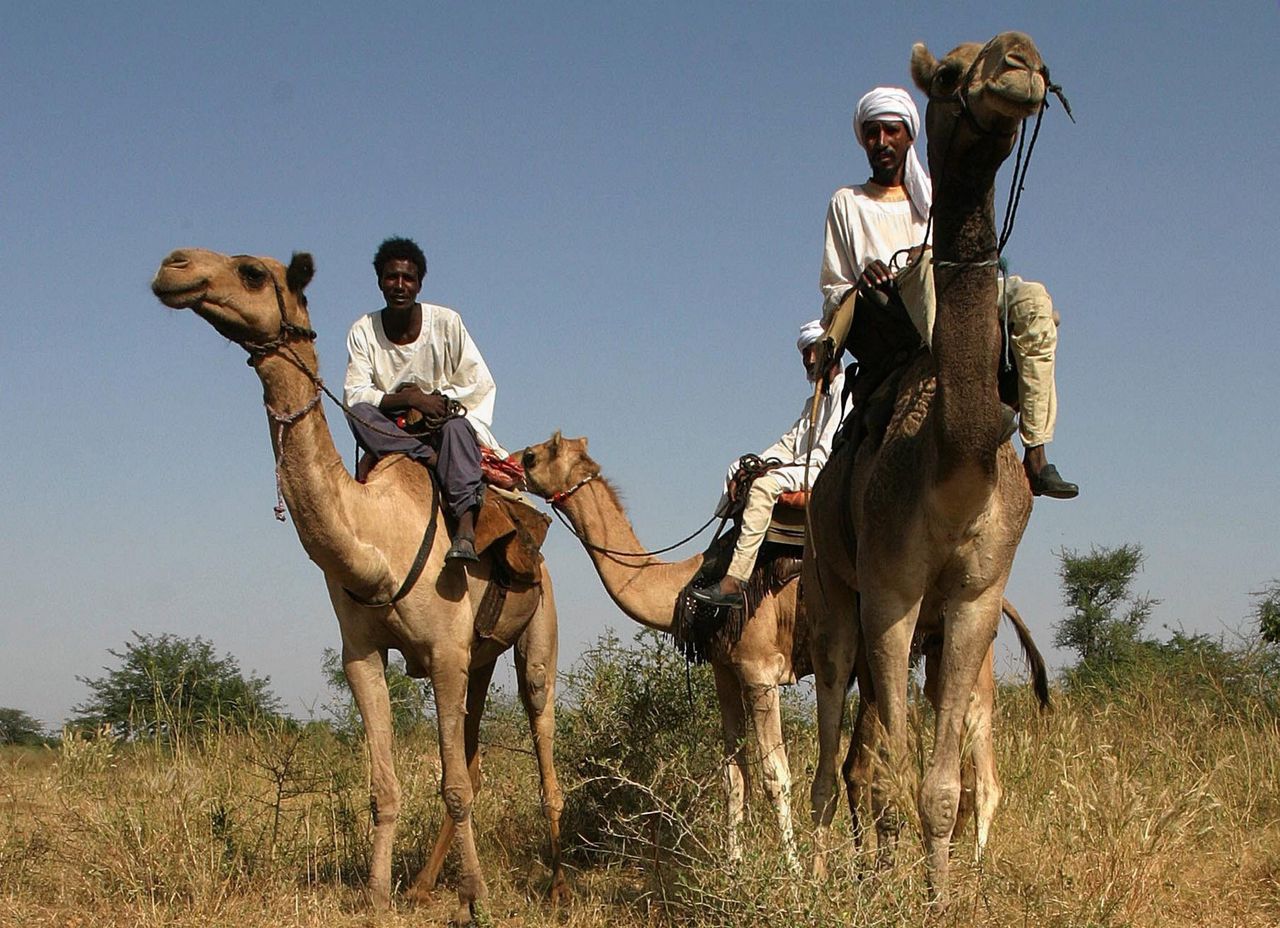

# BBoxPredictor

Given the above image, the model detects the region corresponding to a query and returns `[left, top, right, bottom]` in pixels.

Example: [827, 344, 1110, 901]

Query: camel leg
[807, 563, 859, 879]
[408, 659, 496, 902]
[512, 583, 569, 904]
[711, 663, 750, 865]
[841, 682, 877, 849]
[429, 648, 485, 925]
[740, 668, 799, 872]
[342, 645, 400, 912]
[918, 585, 1004, 909]
[858, 586, 922, 870]
[968, 645, 1001, 861]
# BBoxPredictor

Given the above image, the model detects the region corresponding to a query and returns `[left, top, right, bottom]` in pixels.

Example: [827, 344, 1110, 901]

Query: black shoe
[445, 537, 479, 564]
[690, 584, 745, 608]
[1028, 464, 1079, 499]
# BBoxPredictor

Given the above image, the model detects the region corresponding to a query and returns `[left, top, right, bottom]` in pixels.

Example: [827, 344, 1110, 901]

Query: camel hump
[474, 488, 551, 584]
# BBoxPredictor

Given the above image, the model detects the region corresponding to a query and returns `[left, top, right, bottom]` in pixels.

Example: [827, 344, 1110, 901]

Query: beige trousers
[897, 257, 1058, 446]
[726, 474, 784, 583]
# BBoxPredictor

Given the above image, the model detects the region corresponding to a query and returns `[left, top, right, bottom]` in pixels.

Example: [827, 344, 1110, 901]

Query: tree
[0, 707, 47, 746]
[320, 647, 432, 736]
[72, 632, 284, 739]
[1255, 580, 1280, 645]
[1054, 543, 1158, 668]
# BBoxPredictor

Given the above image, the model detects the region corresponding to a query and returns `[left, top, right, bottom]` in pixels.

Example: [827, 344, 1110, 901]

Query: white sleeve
[820, 192, 861, 322]
[343, 320, 385, 408]
[438, 315, 498, 431]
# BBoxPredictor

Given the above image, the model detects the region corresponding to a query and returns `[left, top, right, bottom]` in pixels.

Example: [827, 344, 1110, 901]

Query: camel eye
[522, 449, 536, 469]
[238, 262, 268, 289]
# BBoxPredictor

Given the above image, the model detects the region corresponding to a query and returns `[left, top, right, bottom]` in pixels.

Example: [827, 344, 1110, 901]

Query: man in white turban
[819, 86, 1078, 499]
[692, 320, 847, 608]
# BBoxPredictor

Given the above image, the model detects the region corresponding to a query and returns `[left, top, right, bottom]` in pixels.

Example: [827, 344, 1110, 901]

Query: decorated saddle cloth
[474, 487, 551, 585]
[672, 529, 803, 665]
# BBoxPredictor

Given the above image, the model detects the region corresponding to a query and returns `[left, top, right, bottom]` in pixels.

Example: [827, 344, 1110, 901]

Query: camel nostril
[163, 251, 191, 268]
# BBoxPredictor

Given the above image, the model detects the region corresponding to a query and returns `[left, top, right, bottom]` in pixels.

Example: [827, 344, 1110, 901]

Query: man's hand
[857, 259, 893, 292]
[386, 384, 449, 420]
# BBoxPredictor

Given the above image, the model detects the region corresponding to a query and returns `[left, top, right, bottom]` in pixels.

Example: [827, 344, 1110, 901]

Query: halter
[549, 472, 599, 507]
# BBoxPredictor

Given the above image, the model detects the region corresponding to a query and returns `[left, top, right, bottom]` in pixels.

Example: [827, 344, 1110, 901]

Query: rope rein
[548, 472, 723, 559]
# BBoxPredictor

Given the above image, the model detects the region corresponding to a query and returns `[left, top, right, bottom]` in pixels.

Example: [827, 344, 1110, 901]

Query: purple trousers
[347, 403, 484, 518]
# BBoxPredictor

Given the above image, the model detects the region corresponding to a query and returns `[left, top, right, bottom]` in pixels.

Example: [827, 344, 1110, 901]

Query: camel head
[521, 431, 598, 501]
[151, 248, 316, 350]
[910, 32, 1048, 177]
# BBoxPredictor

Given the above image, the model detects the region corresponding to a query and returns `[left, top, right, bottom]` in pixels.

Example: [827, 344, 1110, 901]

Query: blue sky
[3, 1, 1277, 728]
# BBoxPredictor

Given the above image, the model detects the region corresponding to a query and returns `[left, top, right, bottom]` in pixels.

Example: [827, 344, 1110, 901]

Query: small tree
[1055, 543, 1158, 669]
[72, 632, 284, 739]
[0, 707, 48, 746]
[1255, 580, 1280, 645]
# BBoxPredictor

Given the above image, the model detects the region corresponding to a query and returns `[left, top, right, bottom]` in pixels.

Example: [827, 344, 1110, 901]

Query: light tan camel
[522, 432, 1047, 868]
[151, 248, 566, 923]
[805, 32, 1049, 905]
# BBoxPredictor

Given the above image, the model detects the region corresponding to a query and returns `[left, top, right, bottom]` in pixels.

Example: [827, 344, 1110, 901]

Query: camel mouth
[983, 73, 1046, 120]
[150, 276, 209, 309]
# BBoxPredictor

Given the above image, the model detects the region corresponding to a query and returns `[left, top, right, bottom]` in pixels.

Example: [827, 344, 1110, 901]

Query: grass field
[3, 633, 1278, 927]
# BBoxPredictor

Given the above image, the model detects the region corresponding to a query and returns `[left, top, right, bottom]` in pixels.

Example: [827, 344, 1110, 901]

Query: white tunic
[343, 302, 504, 453]
[820, 185, 930, 317]
[725, 369, 848, 494]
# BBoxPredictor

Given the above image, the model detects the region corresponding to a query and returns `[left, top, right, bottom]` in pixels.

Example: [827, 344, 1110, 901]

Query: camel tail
[1001, 597, 1051, 712]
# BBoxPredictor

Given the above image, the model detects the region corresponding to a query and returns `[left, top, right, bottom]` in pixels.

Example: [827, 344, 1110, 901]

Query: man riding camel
[820, 86, 1078, 499]
[343, 236, 506, 564]
[692, 320, 847, 608]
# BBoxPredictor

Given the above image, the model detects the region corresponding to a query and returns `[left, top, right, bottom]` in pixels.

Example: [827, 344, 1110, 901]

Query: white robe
[725, 369, 848, 494]
[343, 302, 504, 453]
[820, 185, 930, 318]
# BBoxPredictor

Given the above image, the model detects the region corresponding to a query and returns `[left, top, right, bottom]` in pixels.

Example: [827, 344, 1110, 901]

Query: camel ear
[910, 43, 938, 93]
[549, 430, 562, 455]
[286, 252, 315, 293]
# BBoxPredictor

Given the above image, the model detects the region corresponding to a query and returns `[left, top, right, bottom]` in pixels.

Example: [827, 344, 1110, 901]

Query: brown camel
[522, 432, 1047, 868]
[805, 32, 1051, 905]
[151, 248, 566, 923]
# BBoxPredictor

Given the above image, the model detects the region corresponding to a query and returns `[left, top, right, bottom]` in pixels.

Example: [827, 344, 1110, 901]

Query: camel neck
[558, 480, 704, 633]
[929, 169, 1003, 488]
[252, 348, 387, 586]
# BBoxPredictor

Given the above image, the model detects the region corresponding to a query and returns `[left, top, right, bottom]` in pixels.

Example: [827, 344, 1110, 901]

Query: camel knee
[370, 790, 400, 827]
[522, 660, 551, 714]
[919, 770, 961, 840]
[442, 784, 473, 824]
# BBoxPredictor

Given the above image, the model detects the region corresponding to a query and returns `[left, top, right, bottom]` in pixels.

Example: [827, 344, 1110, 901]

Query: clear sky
[3, 2, 1277, 729]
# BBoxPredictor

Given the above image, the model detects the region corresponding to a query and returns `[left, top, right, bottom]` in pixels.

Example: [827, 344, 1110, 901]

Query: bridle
[924, 43, 1073, 263]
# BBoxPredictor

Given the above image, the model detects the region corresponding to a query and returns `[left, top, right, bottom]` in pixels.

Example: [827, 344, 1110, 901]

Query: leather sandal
[690, 584, 745, 608]
[1028, 463, 1079, 499]
[445, 537, 479, 564]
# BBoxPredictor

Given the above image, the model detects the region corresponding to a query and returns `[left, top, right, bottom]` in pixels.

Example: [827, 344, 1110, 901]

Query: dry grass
[3, 650, 1279, 928]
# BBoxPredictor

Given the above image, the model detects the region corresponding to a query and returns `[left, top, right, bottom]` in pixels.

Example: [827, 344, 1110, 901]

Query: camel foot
[548, 875, 572, 907]
[448, 900, 477, 927]
[403, 883, 435, 907]
[811, 851, 828, 881]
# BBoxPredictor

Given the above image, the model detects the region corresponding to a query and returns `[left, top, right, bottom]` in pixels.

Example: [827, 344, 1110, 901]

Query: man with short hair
[821, 87, 1078, 498]
[693, 320, 847, 608]
[344, 236, 505, 563]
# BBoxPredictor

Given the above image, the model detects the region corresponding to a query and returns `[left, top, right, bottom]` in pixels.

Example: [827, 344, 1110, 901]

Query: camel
[522, 432, 1048, 868]
[150, 248, 566, 924]
[805, 32, 1051, 905]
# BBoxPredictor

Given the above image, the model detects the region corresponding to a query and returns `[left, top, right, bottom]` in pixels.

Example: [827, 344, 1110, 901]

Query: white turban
[853, 86, 932, 223]
[797, 319, 824, 352]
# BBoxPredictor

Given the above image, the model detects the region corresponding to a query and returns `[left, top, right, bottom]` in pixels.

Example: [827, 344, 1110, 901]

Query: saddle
[473, 488, 551, 585]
